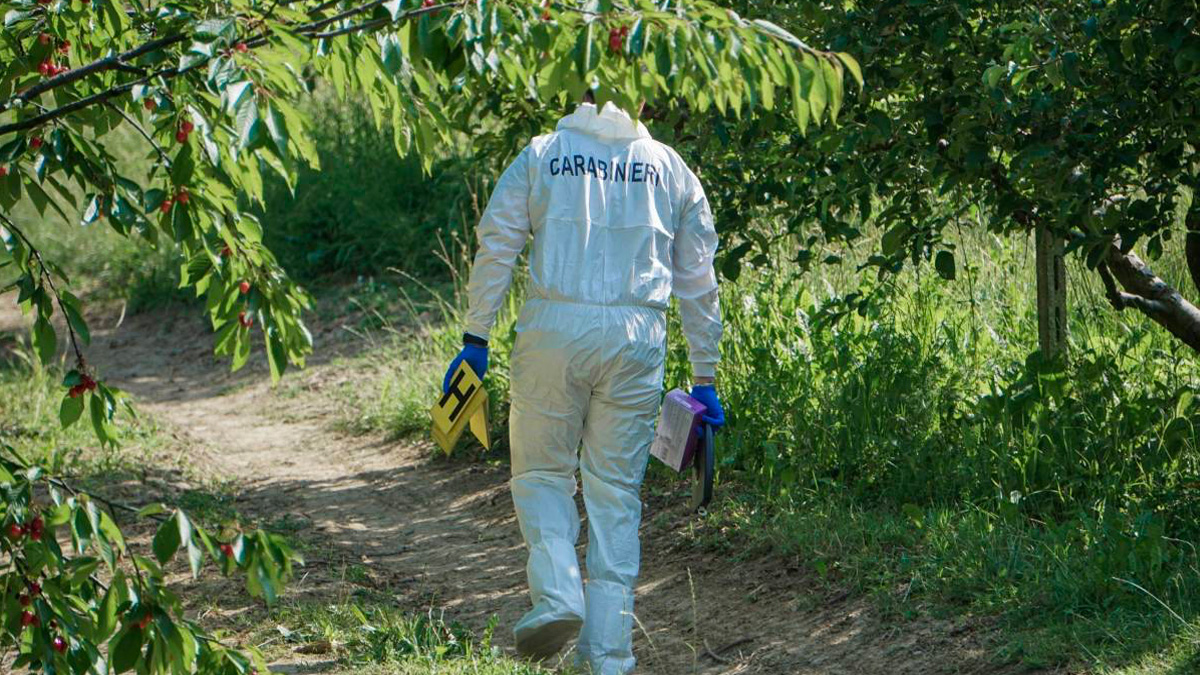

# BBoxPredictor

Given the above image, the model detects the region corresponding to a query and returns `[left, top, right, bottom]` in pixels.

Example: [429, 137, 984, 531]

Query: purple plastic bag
[650, 389, 707, 473]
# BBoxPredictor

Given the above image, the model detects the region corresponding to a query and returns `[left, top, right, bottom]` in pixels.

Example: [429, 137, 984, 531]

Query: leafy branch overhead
[0, 445, 300, 674]
[0, 0, 856, 445]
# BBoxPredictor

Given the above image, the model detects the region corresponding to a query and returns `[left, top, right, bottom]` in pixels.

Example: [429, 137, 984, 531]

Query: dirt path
[36, 304, 1024, 675]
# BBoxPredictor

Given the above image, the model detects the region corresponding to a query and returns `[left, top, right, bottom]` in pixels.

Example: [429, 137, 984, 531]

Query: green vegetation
[267, 602, 559, 674]
[344, 221, 1200, 671]
[256, 92, 476, 282]
[5, 0, 1200, 672]
[0, 348, 154, 480]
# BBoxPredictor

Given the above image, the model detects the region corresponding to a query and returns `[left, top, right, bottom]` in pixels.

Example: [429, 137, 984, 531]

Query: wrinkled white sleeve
[465, 146, 532, 340]
[672, 168, 723, 379]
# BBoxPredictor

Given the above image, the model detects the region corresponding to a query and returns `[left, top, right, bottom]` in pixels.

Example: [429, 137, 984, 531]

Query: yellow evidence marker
[430, 360, 490, 455]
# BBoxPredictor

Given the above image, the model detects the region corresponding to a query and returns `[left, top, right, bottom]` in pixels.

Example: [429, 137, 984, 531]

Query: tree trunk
[1187, 212, 1200, 300]
[1099, 240, 1200, 353]
[1036, 223, 1068, 358]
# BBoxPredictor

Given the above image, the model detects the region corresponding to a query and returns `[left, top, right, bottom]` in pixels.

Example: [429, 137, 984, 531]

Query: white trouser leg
[508, 322, 593, 637]
[575, 311, 664, 675]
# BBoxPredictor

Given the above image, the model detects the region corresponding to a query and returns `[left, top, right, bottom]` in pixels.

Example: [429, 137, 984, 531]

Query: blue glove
[690, 384, 725, 429]
[443, 343, 489, 393]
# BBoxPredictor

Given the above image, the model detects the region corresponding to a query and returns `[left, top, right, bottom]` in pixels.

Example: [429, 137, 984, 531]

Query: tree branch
[0, 2, 452, 134]
[105, 101, 171, 167]
[0, 214, 86, 367]
[1102, 238, 1200, 353]
[0, 61, 196, 136]
[3, 34, 186, 110]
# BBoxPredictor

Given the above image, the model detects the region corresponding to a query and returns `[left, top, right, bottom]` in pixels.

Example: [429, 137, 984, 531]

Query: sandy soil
[4, 300, 1036, 675]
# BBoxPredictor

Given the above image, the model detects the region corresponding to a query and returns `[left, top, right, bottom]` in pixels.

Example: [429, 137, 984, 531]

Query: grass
[8, 93, 1200, 672]
[339, 218, 1200, 672]
[264, 600, 562, 674]
[0, 345, 169, 483]
[0, 351, 538, 675]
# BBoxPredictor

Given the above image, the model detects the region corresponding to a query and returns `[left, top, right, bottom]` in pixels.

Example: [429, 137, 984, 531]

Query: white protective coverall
[464, 102, 722, 674]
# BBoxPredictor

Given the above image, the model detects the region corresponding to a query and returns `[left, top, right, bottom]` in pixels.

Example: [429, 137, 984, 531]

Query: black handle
[690, 423, 715, 513]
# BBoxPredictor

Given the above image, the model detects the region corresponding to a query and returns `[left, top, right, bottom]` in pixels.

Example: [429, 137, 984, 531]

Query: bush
[257, 93, 478, 282]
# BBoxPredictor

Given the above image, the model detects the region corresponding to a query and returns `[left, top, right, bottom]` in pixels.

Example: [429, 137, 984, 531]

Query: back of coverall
[464, 102, 722, 674]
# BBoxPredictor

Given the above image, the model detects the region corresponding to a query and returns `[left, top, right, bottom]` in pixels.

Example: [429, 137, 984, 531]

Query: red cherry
[0, 166, 8, 178]
[38, 33, 51, 45]
[238, 311, 253, 328]
[18, 594, 30, 607]
[31, 516, 43, 531]
[68, 385, 83, 398]
[28, 581, 41, 596]
[82, 375, 96, 391]
[30, 137, 43, 149]
[235, 42, 248, 53]
[220, 543, 234, 557]
[176, 188, 189, 204]
[7, 523, 23, 539]
[29, 529, 41, 541]
[239, 281, 250, 294]
[58, 40, 70, 54]
[422, 0, 435, 6]
[180, 120, 194, 133]
[31, 615, 41, 627]
[38, 60, 52, 76]
[136, 614, 151, 629]
[175, 130, 188, 144]
[608, 28, 622, 52]
[52, 636, 66, 653]
[144, 98, 157, 111]
[160, 198, 173, 213]
[219, 245, 232, 258]
[20, 611, 34, 627]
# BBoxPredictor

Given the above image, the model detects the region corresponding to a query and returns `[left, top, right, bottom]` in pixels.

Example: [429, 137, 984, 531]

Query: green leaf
[193, 18, 236, 43]
[821, 56, 843, 123]
[152, 513, 181, 564]
[32, 317, 56, 365]
[82, 194, 104, 224]
[171, 144, 195, 187]
[236, 96, 262, 151]
[574, 23, 599, 78]
[629, 19, 648, 56]
[835, 52, 863, 88]
[0, 136, 27, 162]
[61, 297, 91, 347]
[111, 627, 144, 674]
[265, 328, 287, 383]
[60, 394, 84, 428]
[89, 386, 114, 445]
[803, 53, 826, 125]
[983, 64, 1006, 88]
[97, 581, 121, 641]
[99, 510, 127, 555]
[264, 102, 290, 162]
[384, 0, 407, 20]
[935, 250, 957, 280]
[752, 19, 809, 50]
[881, 225, 910, 256]
[137, 503, 167, 518]
[788, 57, 810, 135]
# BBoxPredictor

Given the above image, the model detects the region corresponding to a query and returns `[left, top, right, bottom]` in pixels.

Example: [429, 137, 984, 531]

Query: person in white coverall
[442, 97, 725, 674]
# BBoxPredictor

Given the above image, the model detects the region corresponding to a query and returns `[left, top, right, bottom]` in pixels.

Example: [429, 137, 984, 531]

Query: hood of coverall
[556, 102, 651, 142]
